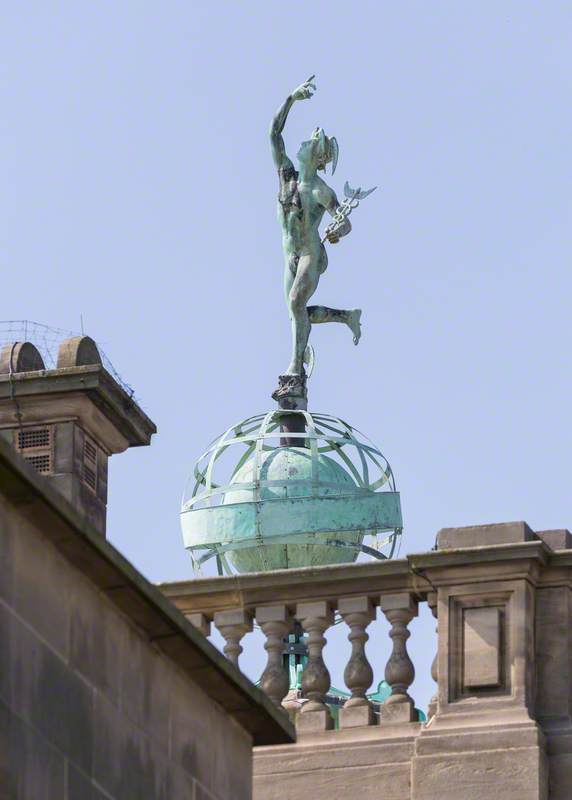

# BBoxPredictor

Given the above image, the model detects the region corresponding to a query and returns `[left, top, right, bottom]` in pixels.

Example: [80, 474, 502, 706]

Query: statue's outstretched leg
[286, 255, 320, 375]
[308, 305, 362, 345]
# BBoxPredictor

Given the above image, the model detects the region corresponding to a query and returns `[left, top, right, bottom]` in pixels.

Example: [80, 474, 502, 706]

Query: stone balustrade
[162, 557, 431, 733]
[160, 522, 572, 800]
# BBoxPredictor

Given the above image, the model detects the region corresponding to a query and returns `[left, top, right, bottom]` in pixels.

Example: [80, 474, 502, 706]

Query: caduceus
[270, 75, 377, 377]
[322, 183, 377, 245]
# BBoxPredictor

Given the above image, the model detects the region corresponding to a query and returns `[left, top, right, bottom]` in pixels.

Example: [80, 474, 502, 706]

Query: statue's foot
[348, 309, 362, 345]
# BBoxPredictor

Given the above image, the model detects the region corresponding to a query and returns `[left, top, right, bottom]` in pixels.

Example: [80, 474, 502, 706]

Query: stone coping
[0, 436, 294, 746]
[159, 558, 416, 614]
[0, 364, 156, 447]
[160, 533, 572, 616]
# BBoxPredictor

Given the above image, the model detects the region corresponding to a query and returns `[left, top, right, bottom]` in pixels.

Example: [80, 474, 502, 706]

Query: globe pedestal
[180, 410, 402, 575]
[271, 373, 307, 447]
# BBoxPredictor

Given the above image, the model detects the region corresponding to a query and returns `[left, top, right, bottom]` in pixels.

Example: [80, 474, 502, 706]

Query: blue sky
[3, 1, 572, 708]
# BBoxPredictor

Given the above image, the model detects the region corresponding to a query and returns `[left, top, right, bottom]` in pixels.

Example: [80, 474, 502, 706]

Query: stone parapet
[160, 520, 572, 799]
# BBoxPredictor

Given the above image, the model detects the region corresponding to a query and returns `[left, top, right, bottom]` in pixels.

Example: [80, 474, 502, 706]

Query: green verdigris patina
[271, 76, 371, 377]
[180, 411, 402, 575]
[180, 81, 400, 576]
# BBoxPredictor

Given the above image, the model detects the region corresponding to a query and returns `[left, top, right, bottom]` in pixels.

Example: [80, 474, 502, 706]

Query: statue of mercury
[270, 76, 362, 377]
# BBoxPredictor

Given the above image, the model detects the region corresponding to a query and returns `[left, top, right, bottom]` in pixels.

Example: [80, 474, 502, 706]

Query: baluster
[427, 592, 439, 720]
[379, 593, 418, 723]
[213, 609, 252, 667]
[296, 601, 334, 732]
[338, 596, 376, 727]
[255, 605, 292, 707]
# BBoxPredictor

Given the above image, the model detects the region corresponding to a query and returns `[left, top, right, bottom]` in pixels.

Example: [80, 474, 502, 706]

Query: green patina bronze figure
[271, 75, 372, 377]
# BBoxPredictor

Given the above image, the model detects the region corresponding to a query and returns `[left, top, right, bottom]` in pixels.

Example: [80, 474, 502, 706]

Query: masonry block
[463, 606, 501, 689]
[296, 707, 334, 733]
[437, 521, 535, 549]
[339, 703, 375, 728]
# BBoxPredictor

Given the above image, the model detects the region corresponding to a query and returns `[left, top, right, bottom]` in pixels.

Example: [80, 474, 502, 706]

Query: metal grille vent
[16, 425, 53, 476]
[18, 427, 51, 450]
[84, 438, 97, 465]
[24, 453, 51, 474]
[82, 436, 98, 492]
[83, 464, 97, 491]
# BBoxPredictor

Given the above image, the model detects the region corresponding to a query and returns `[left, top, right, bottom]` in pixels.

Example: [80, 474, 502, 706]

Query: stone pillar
[256, 605, 292, 707]
[379, 592, 418, 723]
[535, 582, 572, 799]
[0, 337, 155, 537]
[296, 601, 334, 732]
[411, 522, 549, 800]
[338, 595, 376, 728]
[213, 609, 252, 668]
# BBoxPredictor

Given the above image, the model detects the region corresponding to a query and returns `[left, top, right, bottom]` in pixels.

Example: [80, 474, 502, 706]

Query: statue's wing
[344, 182, 376, 200]
[357, 185, 377, 199]
[344, 181, 359, 198]
[330, 137, 339, 176]
[303, 344, 316, 379]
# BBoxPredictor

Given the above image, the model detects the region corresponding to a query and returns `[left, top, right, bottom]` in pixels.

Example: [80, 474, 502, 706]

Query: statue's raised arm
[269, 76, 316, 169]
[271, 77, 375, 383]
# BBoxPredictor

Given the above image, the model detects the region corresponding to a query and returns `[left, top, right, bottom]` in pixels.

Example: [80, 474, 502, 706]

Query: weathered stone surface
[170, 668, 252, 799]
[120, 624, 171, 749]
[412, 744, 547, 800]
[437, 521, 536, 549]
[11, 508, 70, 657]
[209, 705, 253, 800]
[1, 604, 93, 773]
[0, 365, 156, 449]
[0, 360, 156, 537]
[379, 700, 416, 723]
[255, 732, 418, 772]
[165, 767, 197, 800]
[536, 529, 572, 551]
[186, 611, 211, 636]
[0, 341, 45, 374]
[463, 606, 501, 688]
[57, 336, 102, 368]
[67, 764, 110, 800]
[414, 724, 542, 756]
[69, 571, 124, 705]
[296, 707, 334, 733]
[93, 693, 169, 800]
[0, 435, 288, 800]
[196, 784, 218, 800]
[255, 762, 410, 800]
[339, 703, 375, 728]
[547, 750, 572, 799]
[254, 733, 417, 800]
[0, 499, 16, 605]
[256, 605, 292, 706]
[535, 587, 572, 719]
[0, 698, 65, 800]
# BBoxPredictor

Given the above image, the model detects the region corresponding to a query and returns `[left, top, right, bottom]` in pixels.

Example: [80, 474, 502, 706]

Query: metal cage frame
[181, 410, 403, 575]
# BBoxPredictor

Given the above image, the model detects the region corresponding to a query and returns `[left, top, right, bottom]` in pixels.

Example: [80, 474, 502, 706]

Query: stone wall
[0, 491, 253, 800]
